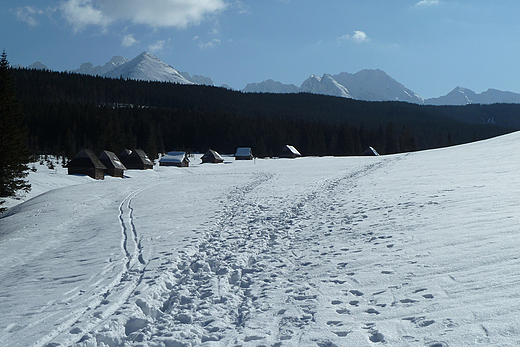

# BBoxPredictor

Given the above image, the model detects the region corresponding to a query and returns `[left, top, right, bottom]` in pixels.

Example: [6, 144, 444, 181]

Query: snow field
[1, 133, 520, 346]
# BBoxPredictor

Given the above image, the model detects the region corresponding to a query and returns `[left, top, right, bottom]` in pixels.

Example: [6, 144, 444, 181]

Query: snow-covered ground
[1, 132, 520, 347]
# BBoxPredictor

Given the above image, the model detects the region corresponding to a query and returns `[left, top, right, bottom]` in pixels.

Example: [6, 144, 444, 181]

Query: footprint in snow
[326, 320, 343, 326]
[349, 290, 364, 296]
[402, 316, 436, 328]
[369, 331, 385, 343]
[426, 342, 448, 347]
[365, 308, 380, 315]
[333, 331, 350, 337]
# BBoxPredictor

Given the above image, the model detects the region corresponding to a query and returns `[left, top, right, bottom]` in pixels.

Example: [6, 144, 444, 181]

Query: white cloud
[198, 38, 221, 49]
[339, 30, 369, 44]
[13, 6, 45, 27]
[149, 39, 171, 52]
[60, 0, 111, 32]
[351, 30, 368, 43]
[232, 1, 251, 15]
[415, 0, 439, 7]
[121, 34, 138, 47]
[60, 0, 227, 31]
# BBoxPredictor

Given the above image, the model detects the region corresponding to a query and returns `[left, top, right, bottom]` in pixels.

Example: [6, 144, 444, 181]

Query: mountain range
[19, 52, 520, 106]
[251, 70, 425, 104]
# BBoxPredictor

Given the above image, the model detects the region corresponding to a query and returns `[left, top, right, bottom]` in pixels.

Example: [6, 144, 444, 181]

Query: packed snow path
[1, 132, 520, 346]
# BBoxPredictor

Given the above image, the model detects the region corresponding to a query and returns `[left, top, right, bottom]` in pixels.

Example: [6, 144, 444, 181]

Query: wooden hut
[159, 151, 189, 167]
[119, 149, 154, 170]
[67, 149, 107, 180]
[235, 147, 254, 160]
[362, 146, 380, 156]
[279, 145, 301, 158]
[201, 149, 224, 163]
[98, 150, 127, 177]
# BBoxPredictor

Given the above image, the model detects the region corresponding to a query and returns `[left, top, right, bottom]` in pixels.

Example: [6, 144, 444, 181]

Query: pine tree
[0, 50, 31, 211]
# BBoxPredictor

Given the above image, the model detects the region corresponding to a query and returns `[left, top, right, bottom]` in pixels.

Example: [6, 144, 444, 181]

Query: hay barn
[201, 149, 224, 163]
[159, 151, 189, 167]
[98, 150, 127, 177]
[279, 145, 302, 158]
[119, 149, 154, 170]
[235, 147, 254, 160]
[67, 149, 107, 180]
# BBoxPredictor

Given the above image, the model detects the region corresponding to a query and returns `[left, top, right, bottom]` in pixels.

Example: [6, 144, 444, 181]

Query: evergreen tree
[0, 51, 31, 211]
[384, 122, 397, 154]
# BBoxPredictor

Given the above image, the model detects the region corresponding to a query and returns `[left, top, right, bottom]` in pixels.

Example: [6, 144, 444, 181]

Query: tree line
[0, 53, 31, 211]
[10, 67, 519, 160]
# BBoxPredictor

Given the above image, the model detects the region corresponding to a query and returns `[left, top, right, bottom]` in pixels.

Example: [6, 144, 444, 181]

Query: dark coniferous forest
[0, 54, 31, 208]
[11, 68, 520, 159]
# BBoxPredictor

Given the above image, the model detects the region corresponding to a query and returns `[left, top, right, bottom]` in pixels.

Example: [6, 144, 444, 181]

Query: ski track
[68, 156, 450, 347]
[37, 183, 158, 347]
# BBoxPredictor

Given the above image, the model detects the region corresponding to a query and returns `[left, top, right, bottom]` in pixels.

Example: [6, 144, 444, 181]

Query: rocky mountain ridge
[20, 52, 520, 105]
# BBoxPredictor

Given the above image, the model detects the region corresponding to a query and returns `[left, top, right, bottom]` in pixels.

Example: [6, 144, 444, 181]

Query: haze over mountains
[19, 52, 520, 106]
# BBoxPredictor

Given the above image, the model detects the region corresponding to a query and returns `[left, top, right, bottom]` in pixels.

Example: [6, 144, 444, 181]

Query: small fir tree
[0, 50, 31, 211]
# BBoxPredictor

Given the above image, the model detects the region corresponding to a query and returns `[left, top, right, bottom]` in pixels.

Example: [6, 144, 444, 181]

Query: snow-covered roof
[159, 151, 188, 163]
[201, 149, 224, 163]
[98, 150, 126, 169]
[284, 145, 301, 156]
[235, 147, 252, 157]
[362, 146, 380, 156]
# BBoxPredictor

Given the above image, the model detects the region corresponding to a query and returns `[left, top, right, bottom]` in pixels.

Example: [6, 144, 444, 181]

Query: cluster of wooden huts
[68, 144, 378, 179]
[159, 145, 299, 167]
[66, 148, 153, 179]
[157, 147, 251, 167]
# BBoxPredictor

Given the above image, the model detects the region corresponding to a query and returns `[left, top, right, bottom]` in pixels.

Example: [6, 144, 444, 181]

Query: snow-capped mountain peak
[27, 61, 49, 70]
[332, 69, 424, 103]
[74, 55, 128, 76]
[179, 71, 214, 86]
[300, 74, 352, 99]
[243, 79, 300, 94]
[102, 52, 193, 84]
[424, 86, 509, 105]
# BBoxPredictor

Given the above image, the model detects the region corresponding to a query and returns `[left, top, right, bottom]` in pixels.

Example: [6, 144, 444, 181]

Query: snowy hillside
[2, 132, 520, 346]
[102, 52, 194, 84]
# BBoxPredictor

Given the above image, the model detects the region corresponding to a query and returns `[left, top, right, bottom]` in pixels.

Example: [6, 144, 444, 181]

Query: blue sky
[2, 0, 520, 98]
